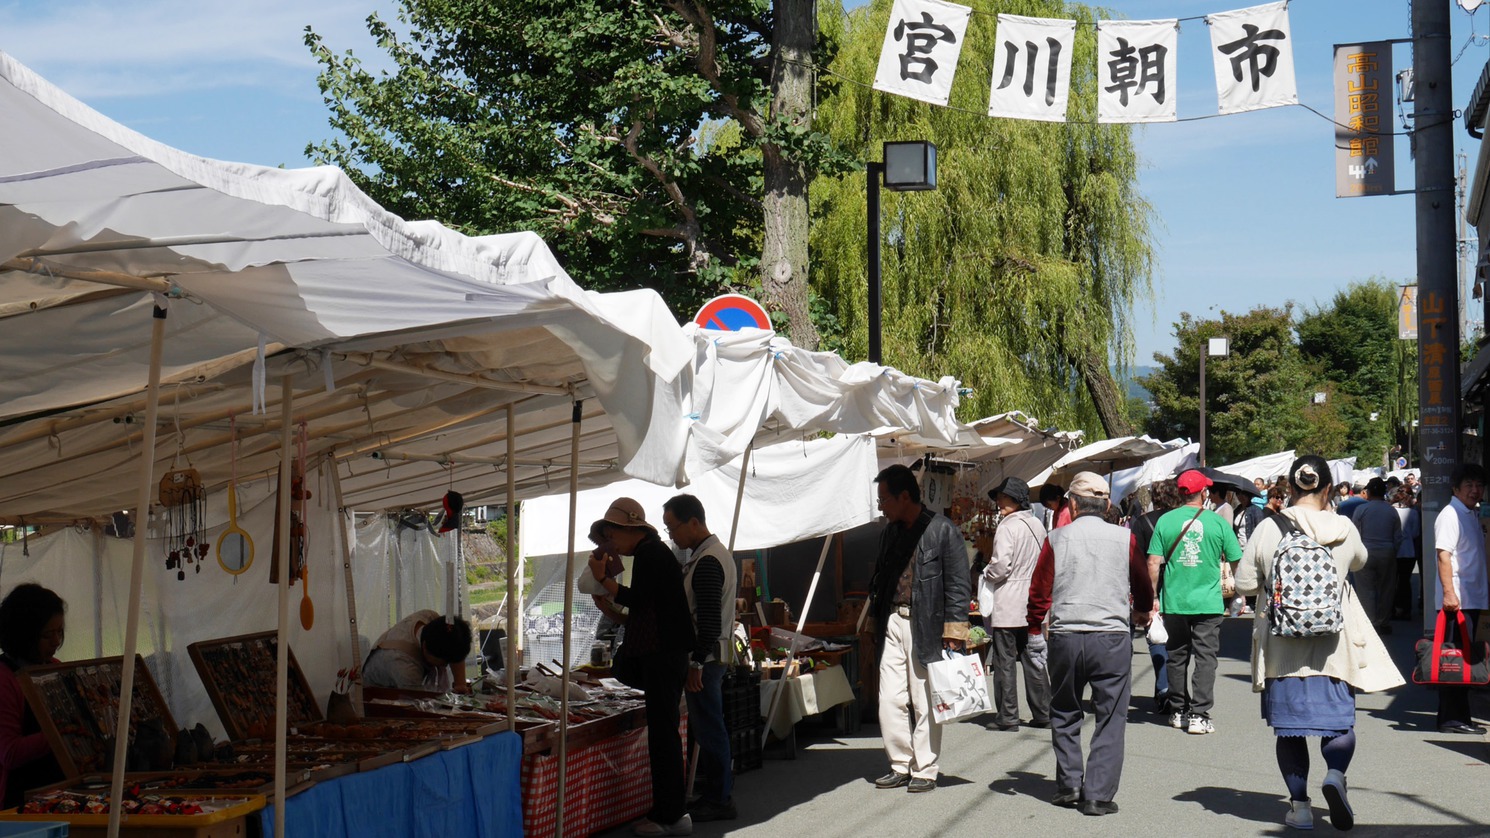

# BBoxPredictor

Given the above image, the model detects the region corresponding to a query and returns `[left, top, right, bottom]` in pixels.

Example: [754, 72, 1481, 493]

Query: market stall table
[760, 664, 855, 741]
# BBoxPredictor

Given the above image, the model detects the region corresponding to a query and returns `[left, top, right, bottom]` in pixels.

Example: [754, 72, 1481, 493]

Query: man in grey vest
[1026, 472, 1154, 817]
[662, 494, 739, 822]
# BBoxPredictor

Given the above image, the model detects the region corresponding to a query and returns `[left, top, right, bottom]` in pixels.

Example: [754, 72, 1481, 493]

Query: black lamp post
[867, 141, 938, 364]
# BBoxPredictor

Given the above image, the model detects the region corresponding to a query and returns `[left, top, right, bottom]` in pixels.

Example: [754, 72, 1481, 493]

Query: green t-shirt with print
[1146, 506, 1242, 615]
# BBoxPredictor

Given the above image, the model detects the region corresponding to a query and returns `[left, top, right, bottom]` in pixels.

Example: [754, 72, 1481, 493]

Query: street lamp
[1198, 336, 1229, 466]
[867, 141, 938, 364]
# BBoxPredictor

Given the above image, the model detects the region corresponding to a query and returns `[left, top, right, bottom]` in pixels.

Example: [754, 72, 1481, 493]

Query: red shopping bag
[1413, 609, 1490, 686]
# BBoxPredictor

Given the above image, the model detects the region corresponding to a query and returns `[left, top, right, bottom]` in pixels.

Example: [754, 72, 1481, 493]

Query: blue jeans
[1148, 641, 1169, 697]
[685, 662, 733, 804]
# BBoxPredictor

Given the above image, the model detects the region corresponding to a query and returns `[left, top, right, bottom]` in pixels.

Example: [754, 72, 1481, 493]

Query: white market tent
[0, 47, 980, 835]
[1028, 434, 1179, 487]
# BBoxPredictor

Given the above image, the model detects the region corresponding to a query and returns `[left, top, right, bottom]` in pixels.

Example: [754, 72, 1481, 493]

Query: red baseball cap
[1176, 470, 1213, 494]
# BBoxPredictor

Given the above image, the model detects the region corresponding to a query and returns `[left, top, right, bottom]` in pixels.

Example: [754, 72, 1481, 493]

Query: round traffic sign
[694, 294, 771, 331]
[1395, 457, 1408, 469]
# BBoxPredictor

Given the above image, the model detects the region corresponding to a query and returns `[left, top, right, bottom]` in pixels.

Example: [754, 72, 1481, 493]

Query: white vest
[683, 534, 738, 663]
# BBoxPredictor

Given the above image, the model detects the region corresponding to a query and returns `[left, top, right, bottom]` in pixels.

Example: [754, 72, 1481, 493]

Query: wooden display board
[17, 655, 177, 778]
[186, 631, 321, 741]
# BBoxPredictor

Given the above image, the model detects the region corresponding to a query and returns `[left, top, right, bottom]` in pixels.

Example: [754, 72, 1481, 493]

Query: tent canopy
[1030, 435, 1178, 487]
[0, 48, 977, 523]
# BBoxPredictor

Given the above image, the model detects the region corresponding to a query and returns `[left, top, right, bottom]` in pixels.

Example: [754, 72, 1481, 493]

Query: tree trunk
[1076, 350, 1133, 438]
[761, 0, 818, 349]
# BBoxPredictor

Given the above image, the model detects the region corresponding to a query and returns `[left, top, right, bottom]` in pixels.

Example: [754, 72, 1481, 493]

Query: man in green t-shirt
[1145, 469, 1241, 736]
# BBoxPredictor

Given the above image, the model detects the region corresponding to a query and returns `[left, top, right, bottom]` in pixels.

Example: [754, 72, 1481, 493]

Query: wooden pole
[727, 446, 752, 552]
[556, 400, 582, 837]
[107, 302, 166, 838]
[761, 533, 834, 747]
[505, 407, 518, 733]
[273, 375, 294, 838]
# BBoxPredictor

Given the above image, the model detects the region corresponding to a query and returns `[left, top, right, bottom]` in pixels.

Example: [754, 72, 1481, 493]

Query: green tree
[809, 0, 1153, 436]
[1141, 307, 1348, 464]
[305, 1, 854, 344]
[1296, 279, 1417, 467]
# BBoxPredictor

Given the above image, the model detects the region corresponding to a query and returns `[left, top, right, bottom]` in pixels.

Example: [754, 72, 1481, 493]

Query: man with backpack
[1146, 469, 1242, 735]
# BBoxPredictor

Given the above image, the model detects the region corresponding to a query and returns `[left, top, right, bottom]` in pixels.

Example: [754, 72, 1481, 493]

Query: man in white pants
[867, 464, 970, 794]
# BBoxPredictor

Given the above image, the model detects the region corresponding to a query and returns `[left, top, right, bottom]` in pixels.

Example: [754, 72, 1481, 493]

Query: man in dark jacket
[868, 464, 971, 794]
[586, 497, 696, 837]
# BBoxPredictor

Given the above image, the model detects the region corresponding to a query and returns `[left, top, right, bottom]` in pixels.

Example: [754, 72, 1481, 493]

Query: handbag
[926, 651, 992, 724]
[1412, 609, 1490, 686]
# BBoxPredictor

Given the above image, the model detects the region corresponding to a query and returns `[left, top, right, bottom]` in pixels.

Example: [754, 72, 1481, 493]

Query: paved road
[602, 618, 1490, 837]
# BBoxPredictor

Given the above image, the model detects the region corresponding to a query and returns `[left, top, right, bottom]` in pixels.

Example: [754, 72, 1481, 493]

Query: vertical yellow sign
[1334, 42, 1394, 198]
[1399, 285, 1418, 339]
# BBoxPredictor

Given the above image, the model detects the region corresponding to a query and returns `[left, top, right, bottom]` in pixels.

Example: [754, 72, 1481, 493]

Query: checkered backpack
[1266, 516, 1344, 638]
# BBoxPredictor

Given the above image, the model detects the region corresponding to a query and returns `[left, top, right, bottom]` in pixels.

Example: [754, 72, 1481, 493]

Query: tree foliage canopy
[809, 0, 1154, 436]
[305, 0, 853, 325]
[1141, 281, 1416, 467]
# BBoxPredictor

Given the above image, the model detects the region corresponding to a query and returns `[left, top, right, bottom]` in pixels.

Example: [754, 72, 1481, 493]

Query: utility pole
[1413, 0, 1459, 631]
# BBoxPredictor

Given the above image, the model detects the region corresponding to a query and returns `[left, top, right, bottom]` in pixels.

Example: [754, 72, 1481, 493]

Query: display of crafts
[188, 633, 321, 739]
[20, 788, 248, 816]
[20, 657, 173, 775]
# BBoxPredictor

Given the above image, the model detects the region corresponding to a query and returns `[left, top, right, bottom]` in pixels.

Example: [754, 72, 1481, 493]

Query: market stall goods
[186, 632, 321, 740]
[17, 656, 177, 777]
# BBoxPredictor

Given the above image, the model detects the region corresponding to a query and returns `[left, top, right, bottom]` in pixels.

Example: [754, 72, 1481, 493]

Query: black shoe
[1051, 788, 1080, 808]
[986, 721, 1019, 731]
[689, 798, 737, 822]
[1079, 800, 1119, 816]
[1438, 720, 1488, 735]
[1026, 719, 1050, 729]
[1376, 624, 1393, 636]
[874, 771, 911, 789]
[907, 778, 936, 793]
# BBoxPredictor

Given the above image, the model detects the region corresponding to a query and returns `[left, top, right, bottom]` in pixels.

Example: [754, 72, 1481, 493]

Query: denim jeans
[1148, 641, 1169, 697]
[685, 661, 733, 804]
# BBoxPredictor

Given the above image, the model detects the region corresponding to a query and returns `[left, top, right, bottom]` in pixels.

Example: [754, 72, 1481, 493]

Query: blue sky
[1, 0, 1487, 364]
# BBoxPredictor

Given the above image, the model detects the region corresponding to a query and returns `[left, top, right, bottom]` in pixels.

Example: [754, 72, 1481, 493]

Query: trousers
[878, 612, 941, 780]
[1048, 632, 1132, 803]
[1161, 613, 1224, 719]
[685, 662, 733, 804]
[1352, 546, 1397, 628]
[988, 627, 1050, 726]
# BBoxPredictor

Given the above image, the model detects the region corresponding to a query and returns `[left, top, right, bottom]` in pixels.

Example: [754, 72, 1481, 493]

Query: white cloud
[0, 0, 397, 98]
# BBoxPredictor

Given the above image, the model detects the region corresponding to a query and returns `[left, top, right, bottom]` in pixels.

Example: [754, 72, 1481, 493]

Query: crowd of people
[871, 458, 1481, 832]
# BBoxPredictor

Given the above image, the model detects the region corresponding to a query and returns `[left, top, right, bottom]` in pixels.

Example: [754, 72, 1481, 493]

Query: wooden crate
[2, 793, 264, 838]
[187, 632, 321, 741]
[17, 655, 177, 778]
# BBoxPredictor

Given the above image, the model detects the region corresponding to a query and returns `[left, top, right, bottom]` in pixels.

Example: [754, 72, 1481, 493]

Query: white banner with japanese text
[987, 14, 1077, 122]
[873, 0, 972, 107]
[1206, 1, 1298, 114]
[1097, 19, 1179, 123]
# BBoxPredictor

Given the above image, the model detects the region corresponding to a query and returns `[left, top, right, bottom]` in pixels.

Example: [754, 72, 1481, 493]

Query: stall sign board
[694, 294, 771, 331]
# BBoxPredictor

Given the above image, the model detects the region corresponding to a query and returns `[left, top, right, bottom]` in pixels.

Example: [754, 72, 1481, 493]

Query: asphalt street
[603, 616, 1490, 837]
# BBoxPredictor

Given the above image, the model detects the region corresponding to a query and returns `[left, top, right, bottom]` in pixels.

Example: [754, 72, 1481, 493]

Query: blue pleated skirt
[1260, 675, 1355, 737]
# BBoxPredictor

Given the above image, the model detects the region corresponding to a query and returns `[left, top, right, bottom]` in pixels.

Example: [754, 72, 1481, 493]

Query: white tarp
[1029, 434, 1177, 486]
[1214, 449, 1297, 483]
[522, 434, 878, 558]
[1110, 442, 1200, 504]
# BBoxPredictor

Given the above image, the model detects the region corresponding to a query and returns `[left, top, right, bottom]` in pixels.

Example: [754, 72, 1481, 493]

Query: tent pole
[727, 446, 751, 552]
[329, 459, 364, 710]
[761, 533, 834, 747]
[505, 407, 518, 733]
[107, 302, 167, 838]
[557, 400, 582, 837]
[273, 376, 294, 838]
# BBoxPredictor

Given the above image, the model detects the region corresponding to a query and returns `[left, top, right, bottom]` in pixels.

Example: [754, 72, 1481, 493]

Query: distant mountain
[1119, 366, 1155, 402]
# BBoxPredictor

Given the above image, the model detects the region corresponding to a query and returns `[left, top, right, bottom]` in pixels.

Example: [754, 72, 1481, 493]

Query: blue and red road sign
[693, 294, 771, 331]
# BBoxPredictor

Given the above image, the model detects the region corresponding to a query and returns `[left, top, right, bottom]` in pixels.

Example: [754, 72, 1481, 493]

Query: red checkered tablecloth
[521, 717, 687, 837]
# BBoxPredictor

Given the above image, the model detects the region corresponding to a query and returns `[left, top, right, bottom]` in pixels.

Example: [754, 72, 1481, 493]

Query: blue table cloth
[257, 730, 523, 837]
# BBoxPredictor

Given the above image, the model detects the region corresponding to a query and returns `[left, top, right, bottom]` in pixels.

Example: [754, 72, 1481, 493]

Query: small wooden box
[187, 632, 321, 741]
[17, 655, 176, 778]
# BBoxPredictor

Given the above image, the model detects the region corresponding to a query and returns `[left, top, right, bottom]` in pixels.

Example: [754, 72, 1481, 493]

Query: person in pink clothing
[0, 583, 65, 807]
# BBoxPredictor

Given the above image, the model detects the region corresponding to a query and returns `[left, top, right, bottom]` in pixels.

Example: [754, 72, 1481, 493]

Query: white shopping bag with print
[927, 651, 991, 724]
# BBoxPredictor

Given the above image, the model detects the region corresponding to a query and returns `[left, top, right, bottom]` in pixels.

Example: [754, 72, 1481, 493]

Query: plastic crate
[729, 724, 764, 774]
[0, 823, 68, 837]
[722, 667, 761, 733]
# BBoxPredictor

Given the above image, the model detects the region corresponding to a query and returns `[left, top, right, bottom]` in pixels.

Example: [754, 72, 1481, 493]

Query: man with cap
[586, 498, 696, 837]
[1027, 471, 1154, 816]
[867, 464, 971, 794]
[977, 477, 1050, 731]
[1146, 469, 1242, 735]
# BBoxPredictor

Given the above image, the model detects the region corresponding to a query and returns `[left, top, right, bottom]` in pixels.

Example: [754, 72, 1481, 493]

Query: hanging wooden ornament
[158, 466, 205, 581]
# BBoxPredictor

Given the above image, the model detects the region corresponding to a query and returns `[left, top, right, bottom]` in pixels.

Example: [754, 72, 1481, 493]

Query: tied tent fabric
[873, 0, 972, 106]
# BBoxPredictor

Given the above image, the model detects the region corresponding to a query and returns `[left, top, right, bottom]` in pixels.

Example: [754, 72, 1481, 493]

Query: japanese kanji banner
[987, 15, 1077, 122]
[1206, 1, 1298, 115]
[1097, 20, 1178, 123]
[873, 0, 972, 107]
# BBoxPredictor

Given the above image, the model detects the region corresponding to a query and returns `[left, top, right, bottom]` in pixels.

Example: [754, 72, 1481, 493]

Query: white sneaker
[1285, 798, 1314, 830]
[1187, 716, 1215, 735]
[1169, 711, 1187, 729]
[634, 814, 693, 836]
